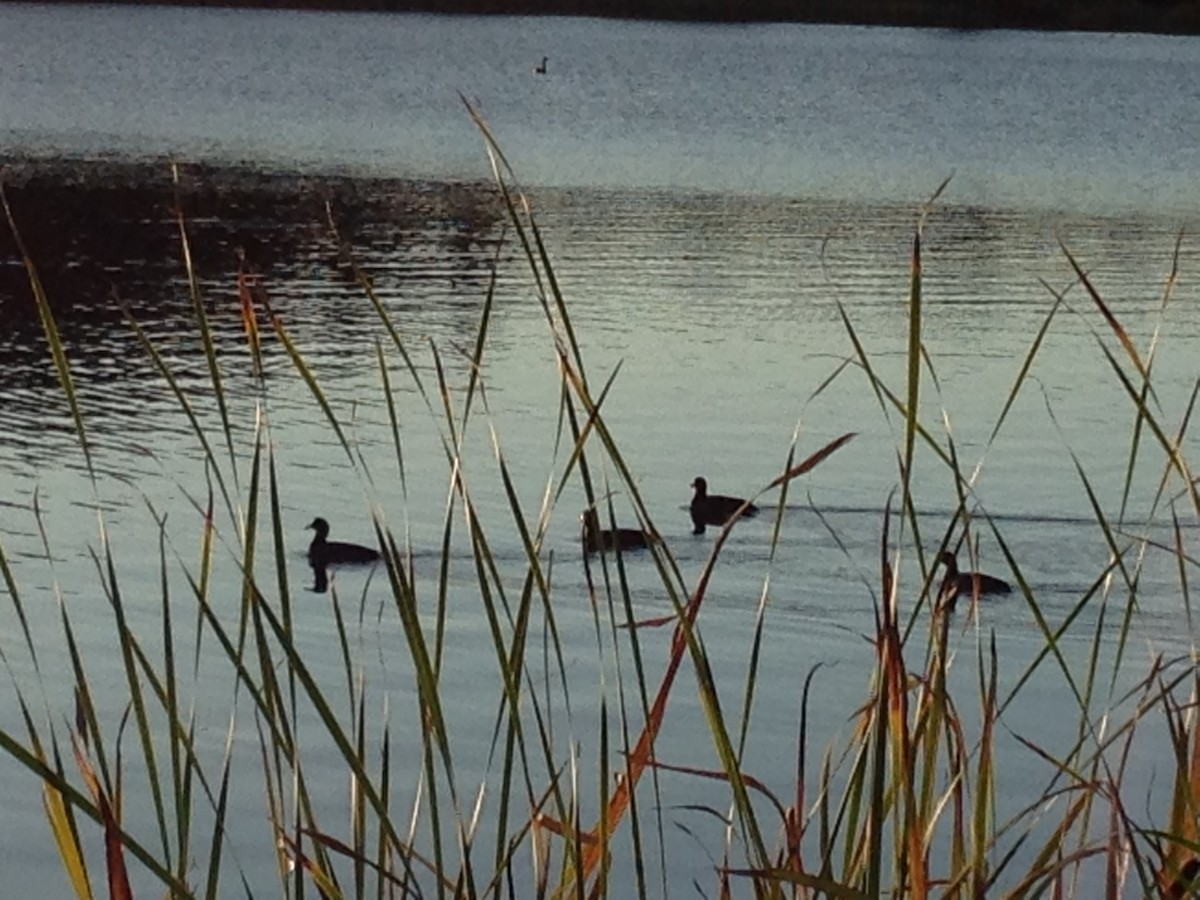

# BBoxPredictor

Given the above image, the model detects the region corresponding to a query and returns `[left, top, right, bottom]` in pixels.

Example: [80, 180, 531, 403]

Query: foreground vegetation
[0, 113, 1198, 898]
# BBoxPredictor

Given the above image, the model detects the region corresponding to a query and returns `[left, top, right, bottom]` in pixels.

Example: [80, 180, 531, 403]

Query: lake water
[1, 3, 1199, 895]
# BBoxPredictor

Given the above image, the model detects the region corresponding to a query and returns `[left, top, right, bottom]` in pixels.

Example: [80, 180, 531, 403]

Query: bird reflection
[310, 561, 329, 594]
[306, 516, 381, 593]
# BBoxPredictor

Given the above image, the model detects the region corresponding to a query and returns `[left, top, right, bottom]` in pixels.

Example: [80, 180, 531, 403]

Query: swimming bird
[534, 56, 548, 74]
[937, 550, 1011, 609]
[306, 517, 381, 570]
[689, 476, 758, 535]
[580, 509, 651, 554]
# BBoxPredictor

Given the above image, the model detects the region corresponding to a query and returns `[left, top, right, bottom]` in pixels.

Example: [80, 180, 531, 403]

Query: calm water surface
[1, 3, 1199, 895]
[4, 2, 1200, 210]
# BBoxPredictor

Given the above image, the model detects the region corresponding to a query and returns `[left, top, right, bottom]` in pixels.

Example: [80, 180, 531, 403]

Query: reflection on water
[4, 162, 1195, 502]
[2, 7, 1199, 890]
[0, 163, 507, 468]
[1, 159, 1195, 566]
[0, 159, 1197, 895]
[4, 5, 1200, 211]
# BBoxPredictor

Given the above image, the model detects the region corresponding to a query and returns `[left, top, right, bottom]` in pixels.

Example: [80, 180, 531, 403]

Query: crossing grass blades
[0, 110, 1198, 898]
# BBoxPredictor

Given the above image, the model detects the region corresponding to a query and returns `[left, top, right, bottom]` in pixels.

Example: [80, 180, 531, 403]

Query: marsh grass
[1, 111, 1198, 898]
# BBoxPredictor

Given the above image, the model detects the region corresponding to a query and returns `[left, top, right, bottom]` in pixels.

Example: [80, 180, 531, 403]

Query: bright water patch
[0, 162, 1196, 893]
[0, 4, 1198, 888]
[2, 4, 1200, 211]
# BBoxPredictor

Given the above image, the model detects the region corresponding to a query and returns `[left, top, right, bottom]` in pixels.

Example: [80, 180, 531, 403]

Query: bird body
[689, 476, 758, 535]
[580, 509, 651, 554]
[307, 517, 381, 570]
[937, 550, 1011, 609]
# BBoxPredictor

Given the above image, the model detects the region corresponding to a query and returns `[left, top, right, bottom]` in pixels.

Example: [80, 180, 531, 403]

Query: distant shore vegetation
[43, 0, 1200, 35]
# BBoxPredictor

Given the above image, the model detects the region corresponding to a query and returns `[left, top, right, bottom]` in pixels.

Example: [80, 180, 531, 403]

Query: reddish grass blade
[557, 433, 855, 893]
[237, 269, 265, 378]
[71, 734, 131, 900]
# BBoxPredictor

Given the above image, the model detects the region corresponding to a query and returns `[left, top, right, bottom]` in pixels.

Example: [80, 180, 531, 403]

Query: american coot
[307, 517, 381, 570]
[937, 550, 1012, 609]
[689, 476, 758, 535]
[580, 509, 651, 554]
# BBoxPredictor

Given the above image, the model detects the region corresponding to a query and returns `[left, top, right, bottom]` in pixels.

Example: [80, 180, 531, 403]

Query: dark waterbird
[937, 550, 1012, 609]
[534, 56, 548, 74]
[580, 508, 651, 554]
[689, 476, 758, 535]
[306, 517, 381, 592]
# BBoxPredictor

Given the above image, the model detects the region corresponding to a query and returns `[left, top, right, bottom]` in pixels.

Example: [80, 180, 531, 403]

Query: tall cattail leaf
[13, 710, 187, 897]
[766, 433, 857, 489]
[195, 477, 216, 676]
[1156, 673, 1200, 896]
[57, 591, 116, 797]
[1, 185, 95, 482]
[971, 634, 998, 894]
[249, 579, 421, 876]
[377, 341, 409, 490]
[1061, 240, 1149, 381]
[294, 828, 454, 892]
[264, 301, 355, 464]
[986, 288, 1063, 447]
[1086, 327, 1199, 508]
[170, 163, 239, 484]
[555, 436, 854, 895]
[24, 710, 93, 900]
[237, 269, 265, 378]
[902, 225, 923, 512]
[0, 538, 40, 674]
[265, 443, 297, 719]
[92, 518, 172, 865]
[325, 204, 440, 424]
[733, 435, 800, 791]
[70, 734, 133, 900]
[724, 866, 871, 898]
[102, 792, 133, 900]
[203, 717, 236, 900]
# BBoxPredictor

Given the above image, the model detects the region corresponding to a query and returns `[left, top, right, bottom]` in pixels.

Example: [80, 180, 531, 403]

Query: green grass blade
[1, 184, 96, 482]
[171, 163, 240, 486]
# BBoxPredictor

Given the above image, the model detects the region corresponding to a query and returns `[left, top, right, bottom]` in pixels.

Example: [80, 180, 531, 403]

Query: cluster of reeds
[0, 110, 1197, 898]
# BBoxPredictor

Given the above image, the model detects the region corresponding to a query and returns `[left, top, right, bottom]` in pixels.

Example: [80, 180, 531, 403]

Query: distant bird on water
[306, 517, 380, 592]
[937, 550, 1011, 609]
[689, 476, 758, 535]
[580, 508, 651, 554]
[534, 56, 548, 74]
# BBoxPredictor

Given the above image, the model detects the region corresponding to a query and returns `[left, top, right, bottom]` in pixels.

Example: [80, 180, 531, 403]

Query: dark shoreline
[15, 0, 1200, 36]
